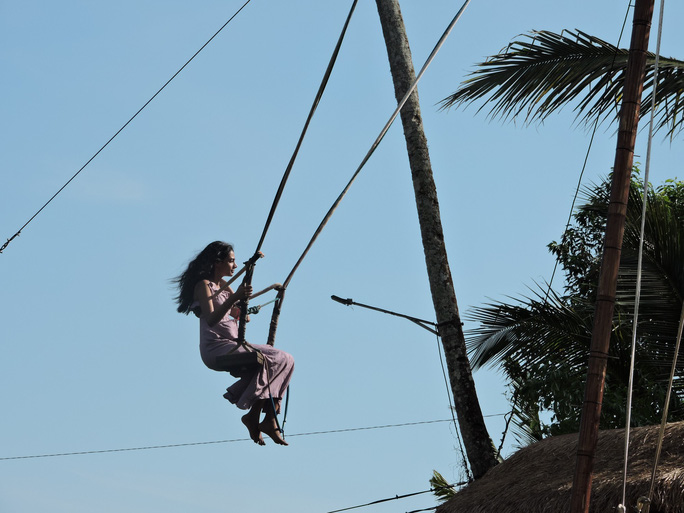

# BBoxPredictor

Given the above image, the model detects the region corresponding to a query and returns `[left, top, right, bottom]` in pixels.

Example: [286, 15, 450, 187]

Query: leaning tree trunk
[375, 0, 499, 479]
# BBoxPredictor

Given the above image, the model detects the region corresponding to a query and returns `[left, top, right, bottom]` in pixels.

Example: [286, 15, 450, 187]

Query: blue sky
[2, 1, 683, 512]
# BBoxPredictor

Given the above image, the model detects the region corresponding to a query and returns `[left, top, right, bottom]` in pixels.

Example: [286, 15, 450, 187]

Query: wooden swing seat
[214, 351, 264, 378]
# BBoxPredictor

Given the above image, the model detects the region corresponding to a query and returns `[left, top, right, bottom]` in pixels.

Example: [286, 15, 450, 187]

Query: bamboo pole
[569, 1, 655, 511]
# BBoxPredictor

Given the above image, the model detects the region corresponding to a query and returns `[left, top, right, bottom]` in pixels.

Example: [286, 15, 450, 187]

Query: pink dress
[197, 282, 294, 410]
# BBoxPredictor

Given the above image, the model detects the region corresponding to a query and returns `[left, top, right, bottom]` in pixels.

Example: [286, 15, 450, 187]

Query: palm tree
[437, 27, 684, 445]
[466, 176, 684, 443]
[375, 0, 499, 478]
[440, 30, 684, 139]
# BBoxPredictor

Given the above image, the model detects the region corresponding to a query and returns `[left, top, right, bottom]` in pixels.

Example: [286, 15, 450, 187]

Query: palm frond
[466, 176, 684, 439]
[440, 30, 684, 138]
[465, 286, 592, 371]
[430, 470, 458, 503]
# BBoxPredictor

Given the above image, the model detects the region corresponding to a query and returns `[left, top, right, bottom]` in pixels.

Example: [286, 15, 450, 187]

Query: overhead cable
[0, 418, 453, 461]
[325, 483, 465, 513]
[0, 0, 253, 254]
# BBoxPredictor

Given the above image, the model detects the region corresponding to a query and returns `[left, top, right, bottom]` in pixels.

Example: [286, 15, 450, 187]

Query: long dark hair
[174, 241, 234, 315]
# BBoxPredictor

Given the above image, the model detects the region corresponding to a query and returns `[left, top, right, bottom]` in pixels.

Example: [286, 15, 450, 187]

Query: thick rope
[266, 1, 472, 346]
[237, 252, 262, 343]
[238, 0, 359, 342]
[267, 288, 285, 345]
[254, 0, 358, 254]
[281, 0, 471, 293]
[620, 0, 666, 506]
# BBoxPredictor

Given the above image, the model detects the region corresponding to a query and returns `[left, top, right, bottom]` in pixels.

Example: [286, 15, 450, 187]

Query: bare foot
[242, 414, 265, 446]
[259, 420, 288, 446]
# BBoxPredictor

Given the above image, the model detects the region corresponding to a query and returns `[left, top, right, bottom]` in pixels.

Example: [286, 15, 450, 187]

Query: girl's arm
[194, 280, 252, 327]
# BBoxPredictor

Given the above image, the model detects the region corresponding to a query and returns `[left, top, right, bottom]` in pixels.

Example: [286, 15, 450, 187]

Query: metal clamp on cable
[331, 295, 354, 306]
[436, 318, 464, 328]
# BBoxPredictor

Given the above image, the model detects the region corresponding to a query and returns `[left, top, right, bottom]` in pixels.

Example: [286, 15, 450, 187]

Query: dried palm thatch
[437, 422, 684, 513]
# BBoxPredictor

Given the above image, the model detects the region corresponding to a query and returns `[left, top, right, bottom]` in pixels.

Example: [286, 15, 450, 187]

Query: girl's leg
[242, 399, 265, 446]
[259, 399, 288, 446]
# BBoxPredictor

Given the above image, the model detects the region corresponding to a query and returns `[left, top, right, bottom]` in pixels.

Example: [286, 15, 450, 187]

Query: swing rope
[620, 0, 666, 508]
[254, 0, 359, 255]
[237, 0, 469, 436]
[237, 0, 359, 343]
[227, 1, 360, 439]
[265, 0, 471, 346]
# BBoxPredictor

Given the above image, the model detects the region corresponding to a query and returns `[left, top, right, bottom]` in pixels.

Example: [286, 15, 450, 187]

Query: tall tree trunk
[570, 0, 654, 511]
[374, 0, 499, 479]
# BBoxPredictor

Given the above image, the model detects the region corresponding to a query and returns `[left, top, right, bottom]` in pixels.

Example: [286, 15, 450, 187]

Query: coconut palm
[466, 176, 684, 443]
[440, 30, 684, 139]
[375, 0, 499, 478]
[438, 27, 684, 444]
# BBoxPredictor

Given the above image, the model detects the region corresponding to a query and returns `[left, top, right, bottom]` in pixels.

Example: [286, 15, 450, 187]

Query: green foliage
[440, 30, 684, 139]
[547, 178, 610, 299]
[430, 470, 457, 503]
[467, 173, 684, 444]
[443, 27, 684, 446]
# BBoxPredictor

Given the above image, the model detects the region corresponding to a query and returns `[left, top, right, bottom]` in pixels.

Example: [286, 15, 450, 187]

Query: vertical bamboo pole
[569, 1, 655, 511]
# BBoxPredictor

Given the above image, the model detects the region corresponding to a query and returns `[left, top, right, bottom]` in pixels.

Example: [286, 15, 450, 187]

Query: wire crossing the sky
[0, 419, 454, 461]
[325, 483, 465, 513]
[1, 413, 505, 462]
[0, 0, 253, 255]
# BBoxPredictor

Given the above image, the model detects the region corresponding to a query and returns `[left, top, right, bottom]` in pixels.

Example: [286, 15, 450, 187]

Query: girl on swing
[175, 241, 294, 446]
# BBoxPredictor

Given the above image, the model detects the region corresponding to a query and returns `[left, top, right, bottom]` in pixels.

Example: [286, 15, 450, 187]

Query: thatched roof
[437, 422, 684, 513]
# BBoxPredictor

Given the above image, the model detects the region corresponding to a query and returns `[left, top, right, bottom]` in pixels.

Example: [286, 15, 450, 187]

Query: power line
[0, 0, 253, 255]
[325, 484, 464, 513]
[0, 419, 454, 461]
